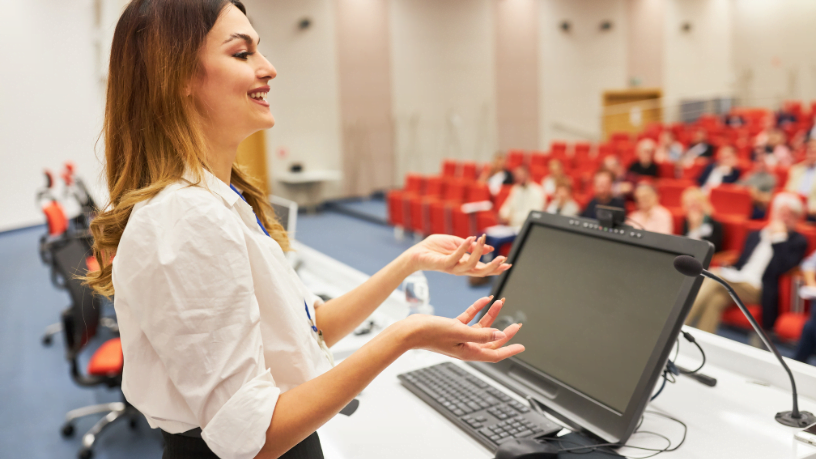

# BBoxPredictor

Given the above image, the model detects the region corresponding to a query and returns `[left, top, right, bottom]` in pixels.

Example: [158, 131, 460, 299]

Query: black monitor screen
[496, 224, 687, 414]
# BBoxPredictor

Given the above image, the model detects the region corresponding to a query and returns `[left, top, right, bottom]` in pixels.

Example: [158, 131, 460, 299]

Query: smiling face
[190, 4, 276, 146]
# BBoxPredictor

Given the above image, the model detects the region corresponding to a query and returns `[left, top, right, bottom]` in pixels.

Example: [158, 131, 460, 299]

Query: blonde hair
[681, 187, 713, 215]
[84, 0, 289, 297]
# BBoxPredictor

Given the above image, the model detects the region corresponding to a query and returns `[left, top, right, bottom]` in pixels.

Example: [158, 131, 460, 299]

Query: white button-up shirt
[112, 170, 332, 459]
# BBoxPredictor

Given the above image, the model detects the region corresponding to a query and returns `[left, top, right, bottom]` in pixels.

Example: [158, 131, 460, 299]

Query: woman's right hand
[402, 296, 524, 363]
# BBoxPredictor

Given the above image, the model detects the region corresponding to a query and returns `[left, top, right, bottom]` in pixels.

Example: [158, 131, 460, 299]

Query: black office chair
[50, 235, 140, 459]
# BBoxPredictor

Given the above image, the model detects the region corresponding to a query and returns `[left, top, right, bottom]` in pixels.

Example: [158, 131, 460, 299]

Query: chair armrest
[710, 250, 739, 268]
[461, 201, 493, 214]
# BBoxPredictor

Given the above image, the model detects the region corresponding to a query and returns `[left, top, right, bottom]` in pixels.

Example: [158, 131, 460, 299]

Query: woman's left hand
[405, 234, 511, 277]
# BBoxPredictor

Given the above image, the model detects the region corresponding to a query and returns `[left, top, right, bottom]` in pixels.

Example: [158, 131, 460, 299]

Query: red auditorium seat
[574, 142, 592, 162]
[656, 179, 694, 209]
[43, 201, 69, 237]
[494, 185, 513, 213]
[387, 174, 425, 227]
[408, 177, 445, 234]
[710, 185, 753, 218]
[460, 161, 478, 181]
[507, 150, 526, 169]
[442, 159, 458, 178]
[530, 152, 548, 169]
[657, 162, 677, 179]
[450, 183, 494, 238]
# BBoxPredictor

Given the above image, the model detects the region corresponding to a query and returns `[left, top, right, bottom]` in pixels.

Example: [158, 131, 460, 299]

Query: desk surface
[293, 241, 816, 459]
[275, 170, 342, 184]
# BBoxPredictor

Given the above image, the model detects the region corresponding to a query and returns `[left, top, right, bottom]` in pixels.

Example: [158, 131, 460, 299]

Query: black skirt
[161, 430, 324, 459]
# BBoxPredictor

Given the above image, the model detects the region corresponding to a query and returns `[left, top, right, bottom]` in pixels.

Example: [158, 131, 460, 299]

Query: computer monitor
[269, 195, 298, 240]
[469, 211, 713, 445]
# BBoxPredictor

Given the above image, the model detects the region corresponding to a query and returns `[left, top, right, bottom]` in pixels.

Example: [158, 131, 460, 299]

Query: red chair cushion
[775, 313, 808, 342]
[87, 338, 123, 376]
[722, 304, 762, 329]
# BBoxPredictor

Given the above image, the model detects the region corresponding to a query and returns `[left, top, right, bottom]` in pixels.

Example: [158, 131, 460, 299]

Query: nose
[257, 53, 277, 82]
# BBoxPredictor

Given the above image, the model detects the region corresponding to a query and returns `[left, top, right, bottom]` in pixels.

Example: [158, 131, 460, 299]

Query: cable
[677, 331, 706, 374]
[553, 410, 688, 458]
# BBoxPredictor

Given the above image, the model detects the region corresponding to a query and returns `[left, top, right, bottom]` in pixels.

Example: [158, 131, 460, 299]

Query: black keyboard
[398, 362, 561, 452]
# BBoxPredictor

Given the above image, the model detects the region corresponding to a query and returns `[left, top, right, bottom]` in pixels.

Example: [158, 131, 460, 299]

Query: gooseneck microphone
[674, 255, 816, 427]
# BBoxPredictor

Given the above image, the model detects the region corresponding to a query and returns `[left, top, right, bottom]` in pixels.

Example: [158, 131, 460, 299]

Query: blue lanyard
[229, 184, 270, 237]
[231, 185, 317, 334]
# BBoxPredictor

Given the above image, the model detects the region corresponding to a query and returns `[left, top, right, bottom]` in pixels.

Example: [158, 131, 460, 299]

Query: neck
[205, 135, 240, 185]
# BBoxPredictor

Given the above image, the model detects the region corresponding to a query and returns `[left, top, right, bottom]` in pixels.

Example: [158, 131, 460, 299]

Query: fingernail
[488, 295, 494, 299]
[492, 331, 507, 341]
[500, 297, 506, 303]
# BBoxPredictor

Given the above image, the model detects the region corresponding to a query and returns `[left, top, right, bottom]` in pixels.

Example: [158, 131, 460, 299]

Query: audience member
[654, 131, 684, 164]
[498, 165, 545, 230]
[794, 251, 816, 362]
[601, 155, 634, 197]
[479, 152, 514, 196]
[756, 128, 793, 168]
[681, 187, 724, 252]
[628, 182, 673, 234]
[785, 138, 816, 218]
[697, 145, 741, 191]
[545, 179, 579, 217]
[684, 128, 715, 160]
[580, 170, 626, 220]
[739, 155, 777, 220]
[541, 158, 567, 197]
[628, 139, 658, 177]
[686, 193, 807, 334]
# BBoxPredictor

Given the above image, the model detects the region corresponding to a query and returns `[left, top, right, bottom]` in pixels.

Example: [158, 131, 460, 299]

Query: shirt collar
[181, 168, 240, 208]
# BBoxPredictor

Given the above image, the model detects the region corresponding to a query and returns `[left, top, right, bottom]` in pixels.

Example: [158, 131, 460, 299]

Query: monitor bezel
[468, 211, 713, 445]
[269, 194, 298, 240]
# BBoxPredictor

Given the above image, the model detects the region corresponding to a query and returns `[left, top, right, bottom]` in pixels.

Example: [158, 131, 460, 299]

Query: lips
[248, 86, 270, 106]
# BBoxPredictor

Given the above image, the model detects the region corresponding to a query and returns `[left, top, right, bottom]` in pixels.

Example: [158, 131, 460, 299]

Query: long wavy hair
[85, 0, 289, 297]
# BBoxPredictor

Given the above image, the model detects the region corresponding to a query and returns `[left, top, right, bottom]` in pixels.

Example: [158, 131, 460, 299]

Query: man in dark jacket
[686, 193, 807, 334]
[580, 170, 626, 220]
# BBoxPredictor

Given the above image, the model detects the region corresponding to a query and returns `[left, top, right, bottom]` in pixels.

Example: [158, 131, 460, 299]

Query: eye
[233, 51, 254, 60]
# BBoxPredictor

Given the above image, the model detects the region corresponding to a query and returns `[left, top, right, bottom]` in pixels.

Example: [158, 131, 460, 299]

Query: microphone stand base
[776, 410, 816, 427]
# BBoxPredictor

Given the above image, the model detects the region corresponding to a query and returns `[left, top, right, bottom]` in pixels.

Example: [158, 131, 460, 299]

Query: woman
[680, 187, 724, 252]
[544, 179, 579, 217]
[540, 158, 566, 197]
[86, 2, 522, 458]
[627, 182, 673, 235]
[479, 152, 514, 196]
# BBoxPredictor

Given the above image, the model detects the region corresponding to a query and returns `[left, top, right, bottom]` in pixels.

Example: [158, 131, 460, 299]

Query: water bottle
[403, 271, 433, 316]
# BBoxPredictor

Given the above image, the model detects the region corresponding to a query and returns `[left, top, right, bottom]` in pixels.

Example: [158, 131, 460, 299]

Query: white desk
[273, 170, 342, 210]
[292, 241, 816, 458]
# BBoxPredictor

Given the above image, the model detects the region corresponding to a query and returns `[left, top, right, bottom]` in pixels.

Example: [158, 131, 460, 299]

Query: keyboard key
[515, 429, 533, 438]
[453, 409, 465, 416]
[490, 435, 501, 442]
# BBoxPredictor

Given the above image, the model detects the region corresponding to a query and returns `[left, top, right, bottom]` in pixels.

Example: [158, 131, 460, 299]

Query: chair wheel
[61, 423, 75, 438]
[78, 447, 93, 459]
[42, 335, 52, 346]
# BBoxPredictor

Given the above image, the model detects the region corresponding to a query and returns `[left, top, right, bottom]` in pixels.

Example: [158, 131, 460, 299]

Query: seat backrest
[43, 201, 68, 236]
[460, 162, 478, 181]
[710, 185, 753, 218]
[404, 174, 425, 194]
[442, 159, 458, 178]
[52, 237, 101, 357]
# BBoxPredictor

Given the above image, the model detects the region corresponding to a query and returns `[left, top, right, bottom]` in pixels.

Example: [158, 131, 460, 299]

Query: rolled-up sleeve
[121, 201, 277, 459]
[803, 251, 816, 272]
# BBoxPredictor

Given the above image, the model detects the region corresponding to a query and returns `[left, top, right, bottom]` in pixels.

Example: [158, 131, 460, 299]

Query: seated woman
[654, 130, 684, 164]
[479, 151, 514, 196]
[627, 182, 673, 235]
[541, 158, 567, 198]
[545, 179, 579, 217]
[681, 187, 724, 252]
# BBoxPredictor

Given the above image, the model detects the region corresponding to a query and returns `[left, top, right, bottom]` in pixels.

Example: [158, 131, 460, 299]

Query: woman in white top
[86, 2, 522, 459]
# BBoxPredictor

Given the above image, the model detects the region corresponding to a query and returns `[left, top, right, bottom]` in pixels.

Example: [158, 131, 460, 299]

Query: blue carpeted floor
[0, 204, 810, 458]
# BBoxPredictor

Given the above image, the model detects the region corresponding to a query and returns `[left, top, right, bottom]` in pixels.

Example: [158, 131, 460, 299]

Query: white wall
[243, 0, 345, 200]
[732, 0, 816, 108]
[662, 0, 733, 121]
[390, 0, 497, 179]
[0, 0, 113, 232]
[539, 0, 628, 144]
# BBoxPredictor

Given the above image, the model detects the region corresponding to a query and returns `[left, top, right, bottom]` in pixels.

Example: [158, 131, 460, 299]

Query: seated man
[498, 165, 545, 230]
[628, 139, 658, 178]
[684, 128, 715, 161]
[627, 182, 673, 234]
[479, 151, 514, 196]
[681, 187, 724, 252]
[580, 170, 626, 220]
[739, 155, 777, 220]
[785, 138, 816, 219]
[697, 145, 741, 191]
[686, 193, 807, 334]
[794, 251, 816, 362]
[545, 179, 579, 217]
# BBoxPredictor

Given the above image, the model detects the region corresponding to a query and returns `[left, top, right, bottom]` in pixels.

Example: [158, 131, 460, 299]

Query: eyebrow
[222, 33, 260, 46]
